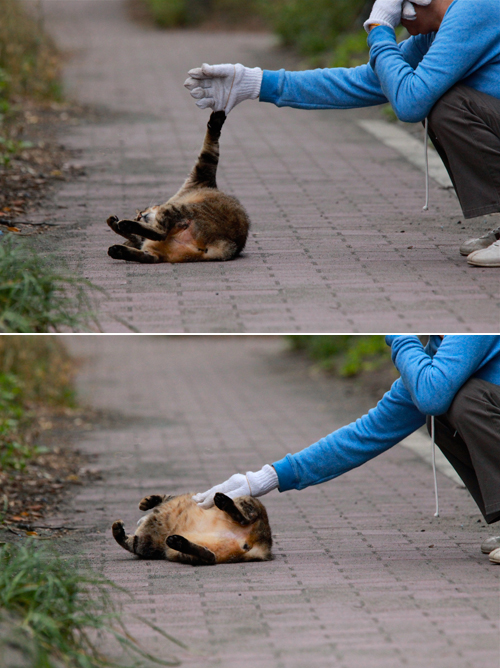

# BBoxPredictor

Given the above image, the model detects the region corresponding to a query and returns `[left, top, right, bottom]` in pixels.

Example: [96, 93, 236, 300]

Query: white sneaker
[467, 240, 500, 267]
[481, 536, 500, 554]
[489, 547, 500, 564]
[460, 226, 500, 256]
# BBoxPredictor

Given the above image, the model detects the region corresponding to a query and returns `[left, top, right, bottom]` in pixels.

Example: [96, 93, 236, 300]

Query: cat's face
[134, 205, 160, 224]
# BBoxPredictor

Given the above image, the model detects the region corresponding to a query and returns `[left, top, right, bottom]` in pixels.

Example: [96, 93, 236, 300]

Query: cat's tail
[176, 111, 226, 194]
[112, 520, 136, 554]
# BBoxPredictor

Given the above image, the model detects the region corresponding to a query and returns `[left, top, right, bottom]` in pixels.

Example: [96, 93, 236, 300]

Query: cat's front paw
[108, 244, 127, 260]
[139, 494, 164, 511]
[117, 219, 137, 235]
[107, 215, 119, 227]
[112, 520, 125, 539]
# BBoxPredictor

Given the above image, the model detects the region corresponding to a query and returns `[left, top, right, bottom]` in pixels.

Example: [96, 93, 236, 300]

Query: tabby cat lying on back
[112, 491, 272, 565]
[106, 111, 250, 264]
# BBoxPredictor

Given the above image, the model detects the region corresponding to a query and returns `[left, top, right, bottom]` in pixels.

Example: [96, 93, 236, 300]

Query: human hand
[402, 0, 432, 21]
[364, 0, 406, 32]
[192, 465, 278, 509]
[364, 0, 430, 31]
[184, 63, 263, 113]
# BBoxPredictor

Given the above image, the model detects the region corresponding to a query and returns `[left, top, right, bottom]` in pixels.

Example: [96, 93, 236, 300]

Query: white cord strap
[223, 65, 237, 111]
[430, 415, 439, 517]
[422, 117, 429, 211]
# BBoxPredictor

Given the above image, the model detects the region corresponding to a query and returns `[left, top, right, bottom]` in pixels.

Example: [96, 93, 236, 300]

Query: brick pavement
[30, 0, 500, 332]
[60, 336, 499, 668]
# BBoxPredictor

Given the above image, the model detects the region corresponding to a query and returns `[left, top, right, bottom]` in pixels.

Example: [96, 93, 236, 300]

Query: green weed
[0, 237, 101, 333]
[0, 336, 75, 406]
[0, 136, 33, 167]
[0, 540, 184, 667]
[0, 0, 61, 101]
[287, 335, 391, 377]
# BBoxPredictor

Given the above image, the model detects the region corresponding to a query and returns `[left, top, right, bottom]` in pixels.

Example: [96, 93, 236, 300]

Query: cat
[112, 491, 272, 565]
[106, 111, 250, 264]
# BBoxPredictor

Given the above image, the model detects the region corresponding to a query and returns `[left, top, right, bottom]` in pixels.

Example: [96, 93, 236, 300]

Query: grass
[287, 335, 392, 377]
[0, 540, 184, 668]
[0, 236, 102, 333]
[0, 0, 62, 168]
[0, 336, 75, 473]
[0, 0, 61, 102]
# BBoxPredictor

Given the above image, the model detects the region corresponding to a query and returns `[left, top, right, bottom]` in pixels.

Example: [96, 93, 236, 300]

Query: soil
[0, 406, 100, 540]
[0, 99, 85, 238]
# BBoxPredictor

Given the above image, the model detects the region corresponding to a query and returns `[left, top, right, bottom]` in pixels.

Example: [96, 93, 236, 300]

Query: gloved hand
[402, 0, 432, 21]
[364, 0, 431, 32]
[192, 464, 279, 509]
[184, 63, 263, 113]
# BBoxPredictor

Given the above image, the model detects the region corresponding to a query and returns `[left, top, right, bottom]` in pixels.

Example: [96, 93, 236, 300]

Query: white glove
[401, 0, 432, 20]
[364, 0, 406, 31]
[192, 464, 279, 509]
[184, 63, 263, 114]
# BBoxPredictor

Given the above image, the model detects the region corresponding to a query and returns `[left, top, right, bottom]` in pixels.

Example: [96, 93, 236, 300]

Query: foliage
[0, 236, 101, 333]
[0, 0, 62, 169]
[0, 336, 75, 405]
[0, 540, 184, 667]
[141, 0, 262, 27]
[287, 335, 391, 377]
[0, 336, 75, 472]
[0, 0, 61, 101]
[0, 135, 34, 167]
[260, 0, 368, 57]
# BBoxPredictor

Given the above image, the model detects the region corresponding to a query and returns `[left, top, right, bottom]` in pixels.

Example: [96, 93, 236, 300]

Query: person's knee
[428, 84, 468, 134]
[447, 378, 483, 428]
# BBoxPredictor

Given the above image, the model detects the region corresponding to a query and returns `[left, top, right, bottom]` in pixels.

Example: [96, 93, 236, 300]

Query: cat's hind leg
[214, 493, 259, 526]
[117, 219, 167, 242]
[112, 520, 137, 553]
[108, 245, 160, 263]
[139, 494, 168, 511]
[166, 535, 216, 565]
[107, 216, 143, 248]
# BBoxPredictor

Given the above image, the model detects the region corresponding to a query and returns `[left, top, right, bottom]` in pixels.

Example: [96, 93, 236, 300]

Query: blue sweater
[273, 335, 500, 492]
[260, 0, 500, 122]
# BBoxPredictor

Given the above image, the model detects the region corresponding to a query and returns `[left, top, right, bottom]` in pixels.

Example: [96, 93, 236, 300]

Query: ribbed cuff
[246, 464, 279, 497]
[242, 67, 263, 100]
[363, 20, 394, 33]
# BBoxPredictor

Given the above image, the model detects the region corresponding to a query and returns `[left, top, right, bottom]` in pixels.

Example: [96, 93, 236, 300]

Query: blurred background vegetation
[287, 335, 394, 377]
[0, 336, 75, 472]
[0, 0, 62, 165]
[138, 0, 379, 67]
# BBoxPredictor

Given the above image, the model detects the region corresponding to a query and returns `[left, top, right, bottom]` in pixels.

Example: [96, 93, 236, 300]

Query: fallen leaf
[26, 531, 38, 536]
[7, 227, 20, 232]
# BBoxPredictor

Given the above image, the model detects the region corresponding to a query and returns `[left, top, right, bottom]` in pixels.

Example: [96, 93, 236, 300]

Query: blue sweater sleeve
[273, 377, 425, 492]
[367, 0, 500, 122]
[259, 36, 428, 110]
[385, 335, 500, 414]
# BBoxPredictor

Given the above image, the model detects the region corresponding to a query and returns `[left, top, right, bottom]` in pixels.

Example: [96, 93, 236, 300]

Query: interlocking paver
[30, 0, 500, 332]
[59, 336, 499, 668]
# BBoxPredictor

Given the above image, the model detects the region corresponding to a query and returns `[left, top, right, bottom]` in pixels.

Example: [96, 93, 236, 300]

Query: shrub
[261, 0, 368, 57]
[287, 335, 391, 377]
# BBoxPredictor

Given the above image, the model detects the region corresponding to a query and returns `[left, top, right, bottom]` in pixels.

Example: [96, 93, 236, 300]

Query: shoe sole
[467, 260, 500, 267]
